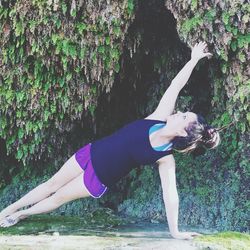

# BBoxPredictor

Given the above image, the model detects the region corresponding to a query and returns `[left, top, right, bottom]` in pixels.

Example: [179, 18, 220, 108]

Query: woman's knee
[50, 191, 68, 204]
[44, 179, 62, 194]
[44, 154, 83, 193]
[50, 174, 90, 204]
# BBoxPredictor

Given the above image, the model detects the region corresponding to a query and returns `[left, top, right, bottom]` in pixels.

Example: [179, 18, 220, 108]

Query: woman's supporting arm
[158, 155, 201, 240]
[158, 155, 179, 235]
[152, 42, 212, 120]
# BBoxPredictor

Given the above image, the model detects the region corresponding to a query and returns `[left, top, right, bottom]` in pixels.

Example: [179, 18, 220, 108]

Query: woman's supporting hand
[171, 231, 202, 240]
[191, 41, 212, 61]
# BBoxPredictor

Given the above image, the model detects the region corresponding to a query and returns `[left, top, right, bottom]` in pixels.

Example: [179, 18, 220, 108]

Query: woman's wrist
[190, 57, 199, 64]
[170, 228, 179, 236]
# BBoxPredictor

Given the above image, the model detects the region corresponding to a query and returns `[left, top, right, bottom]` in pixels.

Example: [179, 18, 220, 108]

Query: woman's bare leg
[0, 153, 84, 221]
[0, 173, 90, 227]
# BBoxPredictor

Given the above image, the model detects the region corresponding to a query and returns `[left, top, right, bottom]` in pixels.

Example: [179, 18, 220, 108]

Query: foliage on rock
[117, 0, 249, 231]
[0, 0, 249, 232]
[165, 0, 250, 133]
[0, 0, 135, 165]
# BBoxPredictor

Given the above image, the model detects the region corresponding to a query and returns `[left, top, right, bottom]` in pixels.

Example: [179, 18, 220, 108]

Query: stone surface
[0, 231, 200, 250]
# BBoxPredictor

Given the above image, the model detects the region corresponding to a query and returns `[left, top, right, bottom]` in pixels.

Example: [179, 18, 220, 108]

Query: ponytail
[200, 126, 220, 149]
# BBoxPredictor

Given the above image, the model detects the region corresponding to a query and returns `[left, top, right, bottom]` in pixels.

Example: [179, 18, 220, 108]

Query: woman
[0, 41, 220, 240]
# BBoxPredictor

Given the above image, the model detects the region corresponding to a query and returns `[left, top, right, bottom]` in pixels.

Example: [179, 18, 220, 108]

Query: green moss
[0, 0, 136, 166]
[195, 231, 250, 250]
[0, 0, 249, 234]
[127, 0, 135, 16]
[180, 14, 203, 36]
[0, 209, 130, 236]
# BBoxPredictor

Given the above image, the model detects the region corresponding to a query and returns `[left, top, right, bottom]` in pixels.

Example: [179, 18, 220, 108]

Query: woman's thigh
[52, 173, 90, 203]
[46, 153, 84, 192]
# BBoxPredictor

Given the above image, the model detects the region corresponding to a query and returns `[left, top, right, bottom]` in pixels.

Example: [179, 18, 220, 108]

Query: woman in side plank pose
[0, 41, 220, 240]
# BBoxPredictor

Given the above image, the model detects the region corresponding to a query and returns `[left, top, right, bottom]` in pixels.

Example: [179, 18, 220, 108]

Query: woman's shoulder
[143, 112, 168, 123]
[156, 154, 175, 165]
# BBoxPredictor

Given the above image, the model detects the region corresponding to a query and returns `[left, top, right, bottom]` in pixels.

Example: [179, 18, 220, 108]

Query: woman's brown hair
[172, 114, 222, 153]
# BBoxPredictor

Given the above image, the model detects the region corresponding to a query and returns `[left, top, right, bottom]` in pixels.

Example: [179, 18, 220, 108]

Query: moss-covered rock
[0, 0, 249, 233]
[0, 0, 135, 166]
[194, 231, 250, 250]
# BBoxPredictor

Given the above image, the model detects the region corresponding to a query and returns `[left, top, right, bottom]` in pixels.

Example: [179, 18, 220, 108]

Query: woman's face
[167, 111, 197, 137]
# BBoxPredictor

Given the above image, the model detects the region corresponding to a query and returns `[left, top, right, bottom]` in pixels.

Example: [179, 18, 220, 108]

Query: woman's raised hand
[191, 41, 212, 61]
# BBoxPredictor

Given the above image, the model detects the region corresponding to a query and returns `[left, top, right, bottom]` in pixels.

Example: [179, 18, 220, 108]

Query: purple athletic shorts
[75, 143, 108, 198]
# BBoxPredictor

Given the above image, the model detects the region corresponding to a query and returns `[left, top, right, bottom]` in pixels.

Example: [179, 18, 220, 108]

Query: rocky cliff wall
[0, 0, 249, 231]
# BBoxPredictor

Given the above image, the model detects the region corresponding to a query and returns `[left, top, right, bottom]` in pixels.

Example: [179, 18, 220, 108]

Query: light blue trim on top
[149, 123, 173, 151]
[152, 142, 173, 151]
[149, 123, 166, 135]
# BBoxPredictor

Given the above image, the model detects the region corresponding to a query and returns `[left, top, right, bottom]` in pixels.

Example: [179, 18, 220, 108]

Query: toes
[0, 221, 7, 227]
[0, 216, 18, 227]
[0, 219, 8, 227]
[0, 219, 6, 227]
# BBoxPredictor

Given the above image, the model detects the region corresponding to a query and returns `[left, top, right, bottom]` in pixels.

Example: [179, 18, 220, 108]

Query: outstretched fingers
[190, 232, 202, 236]
[193, 41, 213, 59]
[192, 41, 206, 51]
[198, 41, 207, 49]
[205, 52, 213, 58]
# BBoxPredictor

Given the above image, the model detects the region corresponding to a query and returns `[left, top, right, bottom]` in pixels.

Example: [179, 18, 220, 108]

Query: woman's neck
[157, 126, 175, 143]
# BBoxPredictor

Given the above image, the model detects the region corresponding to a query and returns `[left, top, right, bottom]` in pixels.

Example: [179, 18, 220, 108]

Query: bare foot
[0, 205, 17, 221]
[0, 211, 27, 228]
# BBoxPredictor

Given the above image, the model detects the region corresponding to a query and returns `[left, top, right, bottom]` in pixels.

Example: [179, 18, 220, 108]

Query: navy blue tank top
[90, 119, 173, 187]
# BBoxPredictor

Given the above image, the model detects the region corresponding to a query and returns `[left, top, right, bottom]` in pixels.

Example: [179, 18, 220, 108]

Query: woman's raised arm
[150, 42, 212, 121]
